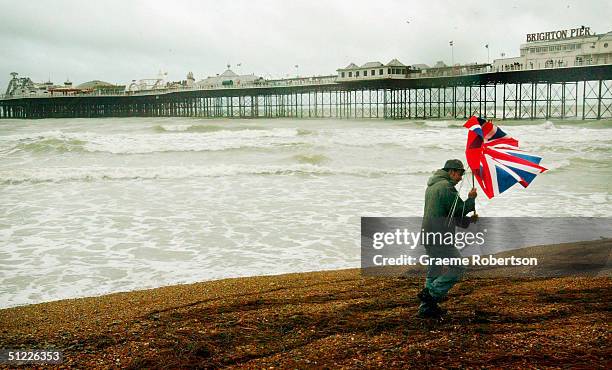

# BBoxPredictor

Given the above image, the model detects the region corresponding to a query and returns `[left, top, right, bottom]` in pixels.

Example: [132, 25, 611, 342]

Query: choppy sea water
[0, 117, 610, 308]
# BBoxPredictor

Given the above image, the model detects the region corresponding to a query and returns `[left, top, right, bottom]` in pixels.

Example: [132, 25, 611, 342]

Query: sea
[0, 117, 610, 308]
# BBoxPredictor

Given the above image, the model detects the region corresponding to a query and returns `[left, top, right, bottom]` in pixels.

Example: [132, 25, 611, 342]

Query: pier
[1, 65, 611, 120]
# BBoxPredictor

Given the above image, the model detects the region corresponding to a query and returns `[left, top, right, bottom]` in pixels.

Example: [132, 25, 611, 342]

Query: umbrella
[463, 116, 547, 199]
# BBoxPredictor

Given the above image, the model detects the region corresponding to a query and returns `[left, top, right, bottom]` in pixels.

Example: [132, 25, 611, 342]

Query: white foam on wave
[423, 120, 464, 128]
[542, 159, 572, 171]
[315, 127, 464, 149]
[158, 124, 192, 131]
[1, 128, 306, 154]
[0, 130, 66, 143]
[504, 124, 612, 149]
[0, 164, 432, 184]
[1, 127, 467, 154]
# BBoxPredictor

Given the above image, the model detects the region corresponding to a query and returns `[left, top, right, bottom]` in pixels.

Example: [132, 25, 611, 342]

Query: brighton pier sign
[526, 26, 592, 42]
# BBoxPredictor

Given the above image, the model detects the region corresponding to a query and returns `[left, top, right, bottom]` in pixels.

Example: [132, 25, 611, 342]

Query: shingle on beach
[1, 239, 610, 368]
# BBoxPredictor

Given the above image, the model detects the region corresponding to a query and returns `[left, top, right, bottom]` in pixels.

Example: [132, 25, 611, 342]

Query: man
[418, 159, 477, 318]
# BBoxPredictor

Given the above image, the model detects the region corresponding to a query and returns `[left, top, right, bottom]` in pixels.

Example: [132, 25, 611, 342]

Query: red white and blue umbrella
[463, 116, 547, 199]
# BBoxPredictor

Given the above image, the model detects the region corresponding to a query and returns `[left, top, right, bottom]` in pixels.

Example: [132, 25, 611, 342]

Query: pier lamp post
[449, 40, 454, 73]
[485, 44, 490, 64]
[294, 64, 299, 78]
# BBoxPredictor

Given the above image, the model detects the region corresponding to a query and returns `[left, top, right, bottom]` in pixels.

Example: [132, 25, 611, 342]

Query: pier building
[76, 80, 125, 95]
[336, 59, 412, 81]
[493, 27, 612, 71]
[196, 68, 260, 89]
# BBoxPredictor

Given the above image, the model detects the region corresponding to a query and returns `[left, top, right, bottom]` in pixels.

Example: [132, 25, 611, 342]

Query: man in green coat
[418, 159, 477, 318]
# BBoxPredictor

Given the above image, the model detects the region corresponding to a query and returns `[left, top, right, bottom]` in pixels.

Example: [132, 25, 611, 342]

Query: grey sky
[0, 0, 609, 89]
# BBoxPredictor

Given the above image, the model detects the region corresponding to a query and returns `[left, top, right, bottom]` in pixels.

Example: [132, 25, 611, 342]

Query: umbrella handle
[472, 172, 478, 216]
[472, 172, 475, 193]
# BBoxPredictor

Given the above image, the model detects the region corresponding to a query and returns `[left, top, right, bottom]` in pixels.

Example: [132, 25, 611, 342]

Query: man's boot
[417, 288, 436, 303]
[418, 288, 448, 303]
[418, 301, 447, 318]
[417, 288, 448, 318]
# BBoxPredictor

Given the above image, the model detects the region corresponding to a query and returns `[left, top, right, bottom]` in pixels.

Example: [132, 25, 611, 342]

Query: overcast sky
[1, 0, 610, 88]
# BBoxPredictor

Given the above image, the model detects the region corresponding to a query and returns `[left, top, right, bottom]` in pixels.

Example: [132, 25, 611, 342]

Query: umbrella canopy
[464, 116, 547, 199]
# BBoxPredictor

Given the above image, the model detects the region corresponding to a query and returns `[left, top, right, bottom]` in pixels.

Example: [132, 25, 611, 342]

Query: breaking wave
[0, 128, 309, 154]
[542, 157, 612, 172]
[7, 137, 87, 154]
[0, 165, 432, 184]
[291, 153, 330, 165]
[423, 120, 465, 128]
[296, 128, 314, 136]
[0, 127, 452, 154]
[153, 124, 266, 133]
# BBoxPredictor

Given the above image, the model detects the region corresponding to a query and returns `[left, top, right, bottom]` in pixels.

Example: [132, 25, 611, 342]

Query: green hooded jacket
[422, 169, 475, 245]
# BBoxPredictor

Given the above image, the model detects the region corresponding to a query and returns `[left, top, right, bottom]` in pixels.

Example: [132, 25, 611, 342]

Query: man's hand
[471, 213, 479, 223]
[468, 188, 477, 199]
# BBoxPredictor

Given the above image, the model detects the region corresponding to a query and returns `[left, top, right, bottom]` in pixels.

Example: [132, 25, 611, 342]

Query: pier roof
[386, 59, 406, 67]
[76, 80, 118, 89]
[219, 69, 238, 78]
[361, 61, 383, 68]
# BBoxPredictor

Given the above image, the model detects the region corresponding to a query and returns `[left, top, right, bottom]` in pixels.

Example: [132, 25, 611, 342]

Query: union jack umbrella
[463, 116, 547, 199]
